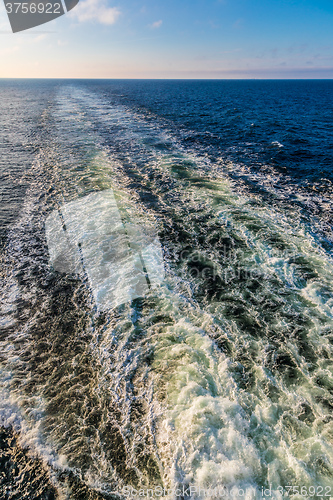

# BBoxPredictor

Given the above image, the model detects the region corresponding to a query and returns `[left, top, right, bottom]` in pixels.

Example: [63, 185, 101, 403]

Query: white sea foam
[56, 86, 333, 494]
[1, 85, 333, 499]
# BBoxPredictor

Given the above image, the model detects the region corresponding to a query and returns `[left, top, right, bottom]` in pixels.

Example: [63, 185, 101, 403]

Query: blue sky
[1, 0, 333, 77]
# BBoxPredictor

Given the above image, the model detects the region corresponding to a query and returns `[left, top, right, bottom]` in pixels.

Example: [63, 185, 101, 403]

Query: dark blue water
[81, 79, 333, 253]
[3, 79, 332, 248]
[0, 80, 333, 499]
[84, 79, 333, 183]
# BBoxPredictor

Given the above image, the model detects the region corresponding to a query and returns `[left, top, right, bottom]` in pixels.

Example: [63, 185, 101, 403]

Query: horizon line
[1, 76, 333, 80]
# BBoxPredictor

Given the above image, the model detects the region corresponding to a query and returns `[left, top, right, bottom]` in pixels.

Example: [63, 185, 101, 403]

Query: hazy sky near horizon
[0, 0, 333, 78]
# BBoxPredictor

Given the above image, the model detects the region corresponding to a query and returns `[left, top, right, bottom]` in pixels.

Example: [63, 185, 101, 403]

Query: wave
[0, 84, 332, 499]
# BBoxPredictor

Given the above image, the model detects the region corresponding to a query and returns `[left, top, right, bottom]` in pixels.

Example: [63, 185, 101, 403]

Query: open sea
[0, 79, 333, 499]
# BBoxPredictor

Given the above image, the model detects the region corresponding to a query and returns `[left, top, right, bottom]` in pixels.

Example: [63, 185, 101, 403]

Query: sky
[0, 0, 333, 78]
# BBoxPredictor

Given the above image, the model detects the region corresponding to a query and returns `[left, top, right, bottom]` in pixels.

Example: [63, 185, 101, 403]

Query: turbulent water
[0, 79, 333, 499]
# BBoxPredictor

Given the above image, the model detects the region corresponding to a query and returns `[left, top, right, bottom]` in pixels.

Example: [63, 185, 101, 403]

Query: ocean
[0, 79, 333, 499]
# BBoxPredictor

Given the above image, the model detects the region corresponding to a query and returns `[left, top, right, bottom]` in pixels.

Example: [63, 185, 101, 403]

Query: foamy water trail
[0, 85, 332, 499]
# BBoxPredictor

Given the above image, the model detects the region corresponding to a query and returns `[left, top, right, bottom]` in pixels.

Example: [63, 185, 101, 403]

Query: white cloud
[150, 20, 162, 29]
[71, 0, 120, 25]
[0, 46, 19, 55]
[34, 34, 47, 43]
